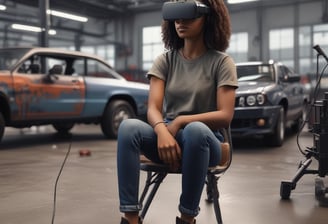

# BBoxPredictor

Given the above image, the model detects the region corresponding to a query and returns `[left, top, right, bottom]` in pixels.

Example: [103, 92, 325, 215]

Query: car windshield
[0, 48, 30, 71]
[237, 64, 274, 82]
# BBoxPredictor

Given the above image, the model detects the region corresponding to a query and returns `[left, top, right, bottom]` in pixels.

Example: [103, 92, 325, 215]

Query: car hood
[124, 79, 150, 90]
[85, 76, 149, 90]
[236, 81, 275, 95]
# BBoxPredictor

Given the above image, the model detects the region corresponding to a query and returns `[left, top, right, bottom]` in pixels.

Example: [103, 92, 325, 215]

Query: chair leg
[139, 171, 167, 220]
[207, 173, 223, 224]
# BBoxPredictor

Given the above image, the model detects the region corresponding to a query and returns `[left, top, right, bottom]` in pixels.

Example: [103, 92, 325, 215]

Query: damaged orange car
[0, 47, 149, 142]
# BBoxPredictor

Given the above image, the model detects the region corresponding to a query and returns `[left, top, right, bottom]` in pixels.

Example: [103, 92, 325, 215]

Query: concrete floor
[0, 125, 327, 224]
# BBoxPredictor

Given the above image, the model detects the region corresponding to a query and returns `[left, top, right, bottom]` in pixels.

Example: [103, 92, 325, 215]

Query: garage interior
[1, 0, 328, 74]
[0, 0, 328, 224]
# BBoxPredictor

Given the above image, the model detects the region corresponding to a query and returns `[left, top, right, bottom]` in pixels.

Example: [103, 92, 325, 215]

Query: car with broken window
[0, 47, 149, 142]
[231, 60, 308, 147]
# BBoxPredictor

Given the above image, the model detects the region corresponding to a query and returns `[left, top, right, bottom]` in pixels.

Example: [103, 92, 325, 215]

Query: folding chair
[139, 127, 233, 224]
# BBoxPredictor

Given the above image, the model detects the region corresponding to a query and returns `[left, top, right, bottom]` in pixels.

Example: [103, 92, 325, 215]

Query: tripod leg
[280, 158, 313, 199]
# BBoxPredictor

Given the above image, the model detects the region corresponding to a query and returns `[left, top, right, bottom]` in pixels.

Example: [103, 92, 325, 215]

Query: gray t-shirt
[147, 49, 238, 120]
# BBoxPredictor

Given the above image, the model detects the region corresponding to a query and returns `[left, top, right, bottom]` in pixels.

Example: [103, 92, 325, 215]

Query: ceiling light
[228, 0, 259, 4]
[0, 4, 6, 10]
[47, 9, 88, 22]
[12, 24, 42, 32]
[48, 29, 57, 35]
[11, 24, 56, 35]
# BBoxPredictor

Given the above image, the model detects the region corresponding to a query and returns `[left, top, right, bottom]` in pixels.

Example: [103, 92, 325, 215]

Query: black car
[231, 60, 308, 147]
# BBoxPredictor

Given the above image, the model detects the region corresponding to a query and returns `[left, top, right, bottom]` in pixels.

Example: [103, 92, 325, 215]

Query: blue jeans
[117, 119, 223, 217]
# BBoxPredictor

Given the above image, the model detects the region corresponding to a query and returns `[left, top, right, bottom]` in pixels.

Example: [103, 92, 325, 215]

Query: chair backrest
[49, 64, 63, 75]
[208, 126, 233, 174]
[65, 67, 75, 75]
[222, 126, 233, 166]
[29, 64, 40, 74]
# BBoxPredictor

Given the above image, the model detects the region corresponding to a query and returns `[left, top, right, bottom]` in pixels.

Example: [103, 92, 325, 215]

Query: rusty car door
[11, 64, 85, 121]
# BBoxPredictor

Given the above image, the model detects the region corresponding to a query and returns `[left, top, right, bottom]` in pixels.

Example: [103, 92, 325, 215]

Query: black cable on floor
[51, 140, 72, 224]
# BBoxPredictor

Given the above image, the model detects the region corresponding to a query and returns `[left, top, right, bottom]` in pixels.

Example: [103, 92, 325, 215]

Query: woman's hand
[159, 116, 185, 171]
[166, 116, 185, 137]
[155, 124, 181, 171]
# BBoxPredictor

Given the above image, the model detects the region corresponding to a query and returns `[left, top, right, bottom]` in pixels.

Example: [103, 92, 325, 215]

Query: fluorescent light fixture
[47, 9, 88, 22]
[0, 4, 6, 10]
[11, 24, 56, 35]
[12, 24, 42, 32]
[228, 0, 259, 4]
[48, 29, 57, 35]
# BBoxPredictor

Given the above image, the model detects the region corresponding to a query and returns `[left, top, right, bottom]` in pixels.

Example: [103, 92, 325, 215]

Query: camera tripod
[280, 92, 328, 206]
[280, 45, 328, 206]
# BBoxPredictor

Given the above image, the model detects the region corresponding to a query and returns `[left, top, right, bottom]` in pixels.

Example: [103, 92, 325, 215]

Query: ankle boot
[120, 217, 129, 224]
[176, 216, 196, 224]
[120, 217, 143, 224]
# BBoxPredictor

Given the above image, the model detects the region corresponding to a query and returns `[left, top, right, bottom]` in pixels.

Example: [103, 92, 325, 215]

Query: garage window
[227, 32, 248, 62]
[269, 28, 294, 68]
[142, 26, 164, 71]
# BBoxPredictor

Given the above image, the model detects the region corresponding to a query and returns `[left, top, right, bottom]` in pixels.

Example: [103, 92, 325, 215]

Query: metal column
[39, 0, 50, 47]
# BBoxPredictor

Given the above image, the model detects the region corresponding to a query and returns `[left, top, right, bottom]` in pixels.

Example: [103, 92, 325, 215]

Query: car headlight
[256, 94, 265, 105]
[238, 97, 245, 107]
[238, 94, 266, 107]
[246, 95, 256, 106]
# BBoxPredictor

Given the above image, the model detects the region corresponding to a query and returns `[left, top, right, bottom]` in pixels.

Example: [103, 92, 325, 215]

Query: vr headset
[162, 0, 210, 21]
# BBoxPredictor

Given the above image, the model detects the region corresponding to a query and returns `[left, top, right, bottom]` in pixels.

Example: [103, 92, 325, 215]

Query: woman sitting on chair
[117, 0, 238, 223]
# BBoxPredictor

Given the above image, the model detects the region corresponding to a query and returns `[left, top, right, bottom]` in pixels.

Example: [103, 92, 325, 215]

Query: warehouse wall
[116, 11, 162, 71]
[115, 0, 326, 73]
[0, 1, 325, 74]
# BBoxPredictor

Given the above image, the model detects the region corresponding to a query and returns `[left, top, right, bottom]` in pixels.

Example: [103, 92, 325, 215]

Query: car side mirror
[281, 74, 300, 83]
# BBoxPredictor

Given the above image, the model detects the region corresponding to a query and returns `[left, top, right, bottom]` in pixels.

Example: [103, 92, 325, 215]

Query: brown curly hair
[161, 0, 232, 52]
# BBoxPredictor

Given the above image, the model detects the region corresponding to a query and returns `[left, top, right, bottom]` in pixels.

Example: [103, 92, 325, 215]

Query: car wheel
[265, 106, 285, 147]
[0, 112, 5, 142]
[101, 100, 135, 139]
[52, 122, 74, 134]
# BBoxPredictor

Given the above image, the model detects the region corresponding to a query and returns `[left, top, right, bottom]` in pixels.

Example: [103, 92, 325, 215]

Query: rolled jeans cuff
[120, 204, 142, 213]
[179, 204, 200, 217]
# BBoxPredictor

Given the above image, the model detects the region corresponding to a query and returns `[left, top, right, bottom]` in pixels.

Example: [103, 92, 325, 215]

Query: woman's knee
[118, 119, 145, 140]
[119, 118, 143, 132]
[183, 122, 210, 140]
